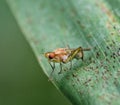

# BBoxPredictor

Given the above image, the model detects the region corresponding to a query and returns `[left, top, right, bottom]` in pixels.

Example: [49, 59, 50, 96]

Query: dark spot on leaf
[113, 52, 116, 56]
[94, 47, 97, 50]
[110, 55, 113, 58]
[113, 65, 115, 68]
[117, 49, 120, 56]
[77, 78, 80, 82]
[95, 69, 99, 74]
[106, 58, 110, 62]
[96, 66, 99, 69]
[103, 66, 108, 69]
[113, 56, 116, 59]
[106, 46, 110, 49]
[96, 52, 100, 58]
[72, 83, 75, 87]
[89, 57, 92, 61]
[104, 51, 108, 56]
[72, 73, 77, 77]
[90, 66, 94, 70]
[112, 40, 115, 44]
[92, 60, 96, 63]
[77, 20, 81, 24]
[83, 78, 91, 85]
[113, 26, 116, 29]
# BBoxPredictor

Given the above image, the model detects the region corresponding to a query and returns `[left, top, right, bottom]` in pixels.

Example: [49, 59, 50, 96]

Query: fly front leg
[49, 61, 55, 79]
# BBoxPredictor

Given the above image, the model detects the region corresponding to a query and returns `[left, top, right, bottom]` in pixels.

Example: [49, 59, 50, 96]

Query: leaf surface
[7, 0, 120, 105]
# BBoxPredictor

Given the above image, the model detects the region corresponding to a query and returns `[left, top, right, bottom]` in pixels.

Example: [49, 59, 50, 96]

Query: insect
[44, 46, 90, 77]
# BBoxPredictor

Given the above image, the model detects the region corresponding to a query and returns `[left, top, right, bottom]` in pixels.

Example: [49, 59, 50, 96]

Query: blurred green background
[0, 0, 71, 105]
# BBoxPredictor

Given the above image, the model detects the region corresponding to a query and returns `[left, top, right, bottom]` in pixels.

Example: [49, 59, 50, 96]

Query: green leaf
[7, 0, 120, 105]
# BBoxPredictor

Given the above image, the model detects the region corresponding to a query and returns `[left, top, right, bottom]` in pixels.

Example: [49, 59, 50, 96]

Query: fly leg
[63, 47, 83, 70]
[69, 60, 72, 70]
[64, 47, 82, 63]
[80, 47, 84, 61]
[58, 62, 62, 74]
[49, 62, 55, 80]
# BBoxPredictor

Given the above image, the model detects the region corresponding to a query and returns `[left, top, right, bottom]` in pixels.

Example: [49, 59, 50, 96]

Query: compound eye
[49, 53, 55, 59]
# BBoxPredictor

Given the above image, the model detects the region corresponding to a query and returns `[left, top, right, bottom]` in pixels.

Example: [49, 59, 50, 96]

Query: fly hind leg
[69, 60, 72, 70]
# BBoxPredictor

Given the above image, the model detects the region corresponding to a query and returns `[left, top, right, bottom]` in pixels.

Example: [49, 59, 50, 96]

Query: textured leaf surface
[7, 0, 120, 105]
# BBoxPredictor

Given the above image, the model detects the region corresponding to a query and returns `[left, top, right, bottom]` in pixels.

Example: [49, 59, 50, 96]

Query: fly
[44, 46, 90, 78]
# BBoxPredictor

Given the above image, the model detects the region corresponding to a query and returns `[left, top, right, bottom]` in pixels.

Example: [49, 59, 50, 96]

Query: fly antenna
[39, 48, 45, 55]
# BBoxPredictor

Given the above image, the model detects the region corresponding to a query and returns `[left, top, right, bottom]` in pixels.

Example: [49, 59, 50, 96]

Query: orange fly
[45, 46, 90, 77]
